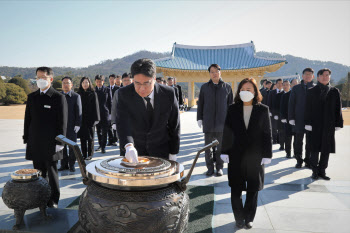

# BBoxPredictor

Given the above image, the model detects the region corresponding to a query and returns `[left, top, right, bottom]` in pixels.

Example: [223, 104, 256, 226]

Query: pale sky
[0, 0, 349, 68]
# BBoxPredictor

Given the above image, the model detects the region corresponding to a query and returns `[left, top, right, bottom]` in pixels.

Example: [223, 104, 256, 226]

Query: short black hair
[36, 67, 53, 76]
[122, 72, 131, 79]
[95, 74, 105, 81]
[167, 76, 174, 80]
[62, 76, 72, 82]
[156, 77, 164, 81]
[317, 68, 332, 77]
[130, 58, 156, 78]
[208, 64, 221, 72]
[283, 80, 290, 84]
[266, 80, 272, 85]
[116, 75, 122, 79]
[302, 68, 314, 74]
[261, 79, 267, 84]
[276, 78, 283, 84]
[109, 74, 116, 79]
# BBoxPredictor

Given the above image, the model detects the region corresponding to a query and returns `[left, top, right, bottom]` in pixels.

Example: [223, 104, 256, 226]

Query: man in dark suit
[23, 67, 68, 208]
[280, 80, 293, 157]
[95, 75, 112, 154]
[305, 68, 343, 180]
[274, 83, 285, 150]
[116, 59, 180, 162]
[174, 78, 184, 108]
[288, 68, 315, 168]
[267, 78, 283, 144]
[107, 74, 120, 146]
[58, 76, 82, 172]
[261, 80, 272, 105]
[167, 76, 180, 106]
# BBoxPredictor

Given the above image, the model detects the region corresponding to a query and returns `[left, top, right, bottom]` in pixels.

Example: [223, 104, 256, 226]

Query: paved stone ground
[0, 107, 350, 232]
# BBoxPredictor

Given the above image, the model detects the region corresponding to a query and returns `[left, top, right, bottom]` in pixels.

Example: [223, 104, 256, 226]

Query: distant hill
[1, 50, 349, 84]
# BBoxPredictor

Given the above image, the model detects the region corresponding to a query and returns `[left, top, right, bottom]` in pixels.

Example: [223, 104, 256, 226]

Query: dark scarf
[317, 81, 331, 101]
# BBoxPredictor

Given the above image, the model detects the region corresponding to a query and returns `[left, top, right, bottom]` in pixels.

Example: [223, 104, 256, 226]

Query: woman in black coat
[77, 77, 100, 160]
[221, 78, 272, 229]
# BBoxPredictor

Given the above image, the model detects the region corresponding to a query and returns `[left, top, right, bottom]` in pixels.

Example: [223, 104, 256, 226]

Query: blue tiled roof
[155, 42, 286, 70]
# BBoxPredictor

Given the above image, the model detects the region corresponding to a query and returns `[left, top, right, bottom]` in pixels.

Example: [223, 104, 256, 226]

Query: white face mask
[37, 79, 49, 90]
[239, 91, 254, 102]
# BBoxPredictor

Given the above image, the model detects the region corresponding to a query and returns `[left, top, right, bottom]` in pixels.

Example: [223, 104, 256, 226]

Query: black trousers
[107, 122, 118, 144]
[278, 126, 285, 149]
[204, 132, 223, 171]
[284, 133, 293, 155]
[61, 145, 76, 169]
[81, 139, 94, 158]
[294, 131, 312, 164]
[271, 118, 278, 143]
[33, 160, 59, 204]
[96, 123, 108, 149]
[310, 151, 330, 175]
[231, 188, 259, 223]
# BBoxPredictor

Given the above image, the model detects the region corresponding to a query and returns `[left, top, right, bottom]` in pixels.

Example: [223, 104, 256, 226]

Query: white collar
[40, 88, 49, 94]
[147, 89, 154, 100]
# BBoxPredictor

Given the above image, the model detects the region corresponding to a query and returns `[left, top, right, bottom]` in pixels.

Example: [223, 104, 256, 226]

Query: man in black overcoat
[58, 76, 82, 172]
[95, 75, 112, 154]
[274, 84, 285, 150]
[267, 78, 283, 144]
[261, 80, 272, 106]
[116, 59, 180, 162]
[23, 67, 68, 208]
[167, 76, 180, 106]
[304, 68, 343, 180]
[280, 80, 293, 158]
[107, 74, 120, 146]
[288, 68, 315, 168]
[174, 78, 184, 108]
[197, 64, 234, 176]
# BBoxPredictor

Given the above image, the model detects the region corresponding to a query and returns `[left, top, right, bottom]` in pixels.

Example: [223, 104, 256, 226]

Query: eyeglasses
[134, 80, 153, 88]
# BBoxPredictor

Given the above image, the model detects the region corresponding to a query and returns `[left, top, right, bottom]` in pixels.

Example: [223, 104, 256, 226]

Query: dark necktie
[144, 97, 153, 130]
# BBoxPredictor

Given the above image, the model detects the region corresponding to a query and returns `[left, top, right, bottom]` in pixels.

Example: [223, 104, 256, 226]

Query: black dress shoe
[245, 222, 253, 229]
[295, 163, 302, 168]
[58, 166, 69, 171]
[304, 163, 312, 169]
[311, 173, 319, 180]
[206, 170, 214, 176]
[318, 174, 331, 180]
[70, 167, 76, 172]
[216, 169, 223, 176]
[85, 156, 92, 160]
[101, 148, 106, 153]
[286, 153, 291, 158]
[279, 146, 284, 151]
[95, 147, 101, 152]
[236, 220, 244, 228]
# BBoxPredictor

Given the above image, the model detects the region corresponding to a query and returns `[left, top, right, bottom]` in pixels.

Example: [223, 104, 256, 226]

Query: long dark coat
[23, 87, 68, 162]
[261, 89, 269, 105]
[280, 91, 293, 135]
[288, 81, 315, 133]
[197, 79, 234, 133]
[274, 91, 284, 130]
[176, 84, 184, 106]
[95, 86, 112, 127]
[304, 85, 343, 154]
[116, 83, 180, 158]
[77, 90, 100, 140]
[62, 91, 82, 141]
[221, 102, 272, 192]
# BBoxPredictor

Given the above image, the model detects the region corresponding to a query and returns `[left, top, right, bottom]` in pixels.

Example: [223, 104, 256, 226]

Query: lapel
[131, 84, 148, 126]
[150, 83, 161, 130]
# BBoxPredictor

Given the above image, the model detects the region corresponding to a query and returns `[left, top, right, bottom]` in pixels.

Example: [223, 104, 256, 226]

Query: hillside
[1, 50, 349, 84]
